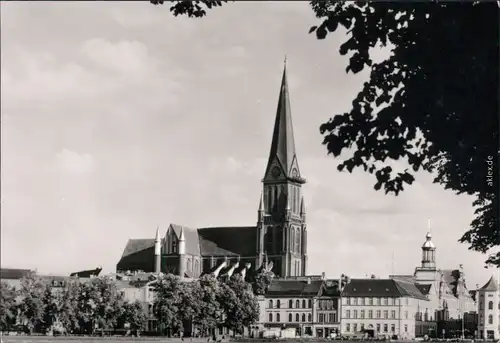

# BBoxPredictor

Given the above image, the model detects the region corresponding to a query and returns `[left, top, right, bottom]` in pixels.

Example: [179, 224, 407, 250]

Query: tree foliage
[152, 274, 185, 335]
[18, 272, 45, 333]
[220, 276, 259, 335]
[150, 0, 228, 18]
[0, 282, 18, 332]
[310, 1, 499, 265]
[118, 300, 148, 332]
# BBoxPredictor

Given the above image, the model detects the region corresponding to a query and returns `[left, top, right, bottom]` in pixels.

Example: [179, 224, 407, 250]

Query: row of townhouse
[257, 275, 492, 340]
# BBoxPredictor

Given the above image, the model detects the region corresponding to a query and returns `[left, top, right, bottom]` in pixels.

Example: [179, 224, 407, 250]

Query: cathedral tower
[256, 62, 307, 277]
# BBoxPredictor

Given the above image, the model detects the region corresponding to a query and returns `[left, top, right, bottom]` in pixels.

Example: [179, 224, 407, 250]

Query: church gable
[264, 157, 287, 182]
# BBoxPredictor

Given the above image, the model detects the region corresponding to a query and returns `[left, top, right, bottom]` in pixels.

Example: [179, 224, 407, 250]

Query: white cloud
[55, 149, 95, 175]
[80, 38, 156, 75]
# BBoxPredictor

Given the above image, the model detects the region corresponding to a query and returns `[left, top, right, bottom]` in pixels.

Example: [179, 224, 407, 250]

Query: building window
[368, 297, 373, 305]
[296, 300, 300, 308]
[302, 314, 306, 322]
[391, 310, 396, 319]
[404, 311, 408, 319]
[360, 324, 365, 331]
[488, 315, 493, 324]
[308, 299, 312, 308]
[353, 298, 358, 305]
[488, 301, 494, 310]
[388, 297, 393, 306]
[308, 313, 312, 322]
[277, 300, 281, 308]
[346, 324, 350, 332]
[375, 297, 380, 305]
[329, 313, 334, 323]
[353, 310, 358, 319]
[391, 324, 395, 333]
[360, 310, 365, 319]
[383, 324, 388, 333]
[289, 300, 293, 308]
[376, 310, 381, 318]
[405, 298, 409, 305]
[404, 324, 408, 333]
[302, 300, 306, 308]
[353, 324, 358, 333]
[269, 300, 273, 308]
[382, 298, 388, 305]
[346, 310, 351, 319]
[360, 297, 365, 305]
[346, 298, 351, 305]
[368, 310, 373, 319]
[289, 313, 292, 322]
[277, 313, 280, 322]
[376, 324, 380, 332]
[384, 310, 388, 319]
[296, 313, 300, 322]
[269, 313, 273, 322]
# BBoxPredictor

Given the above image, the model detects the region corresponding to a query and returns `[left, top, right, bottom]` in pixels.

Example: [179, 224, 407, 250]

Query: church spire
[264, 61, 303, 182]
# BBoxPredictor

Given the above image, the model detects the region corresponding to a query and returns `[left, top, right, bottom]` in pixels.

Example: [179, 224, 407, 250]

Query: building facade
[258, 276, 341, 338]
[477, 275, 500, 339]
[341, 278, 434, 339]
[116, 65, 307, 279]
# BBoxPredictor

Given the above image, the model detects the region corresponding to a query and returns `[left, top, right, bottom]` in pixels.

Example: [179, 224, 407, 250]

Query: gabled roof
[415, 283, 432, 295]
[479, 275, 498, 292]
[266, 279, 323, 296]
[198, 226, 257, 256]
[121, 239, 155, 258]
[342, 279, 427, 300]
[0, 268, 33, 280]
[170, 224, 200, 255]
[70, 267, 102, 278]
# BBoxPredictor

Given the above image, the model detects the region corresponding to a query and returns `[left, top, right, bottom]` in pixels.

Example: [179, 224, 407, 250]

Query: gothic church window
[302, 314, 306, 322]
[276, 313, 280, 322]
[291, 229, 295, 252]
[269, 313, 273, 322]
[289, 300, 293, 308]
[295, 228, 300, 253]
[267, 188, 272, 211]
[302, 300, 306, 308]
[308, 313, 312, 322]
[273, 186, 279, 209]
[295, 313, 300, 322]
[295, 300, 300, 308]
[277, 300, 281, 308]
[288, 313, 292, 322]
[269, 300, 273, 308]
[489, 301, 494, 310]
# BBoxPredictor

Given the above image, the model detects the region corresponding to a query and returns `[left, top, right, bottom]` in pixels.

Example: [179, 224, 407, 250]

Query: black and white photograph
[1, 1, 499, 342]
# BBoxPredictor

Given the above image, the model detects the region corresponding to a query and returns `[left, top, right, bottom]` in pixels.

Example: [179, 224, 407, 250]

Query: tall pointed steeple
[256, 61, 307, 278]
[264, 61, 303, 182]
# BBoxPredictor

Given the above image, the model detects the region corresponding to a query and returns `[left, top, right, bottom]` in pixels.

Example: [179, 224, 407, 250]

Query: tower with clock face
[256, 63, 307, 277]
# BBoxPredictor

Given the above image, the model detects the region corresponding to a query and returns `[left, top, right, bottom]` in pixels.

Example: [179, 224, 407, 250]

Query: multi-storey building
[341, 278, 434, 339]
[258, 275, 341, 338]
[477, 275, 499, 339]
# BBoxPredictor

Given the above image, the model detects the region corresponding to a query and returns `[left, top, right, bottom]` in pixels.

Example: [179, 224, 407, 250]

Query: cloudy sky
[1, 1, 494, 288]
